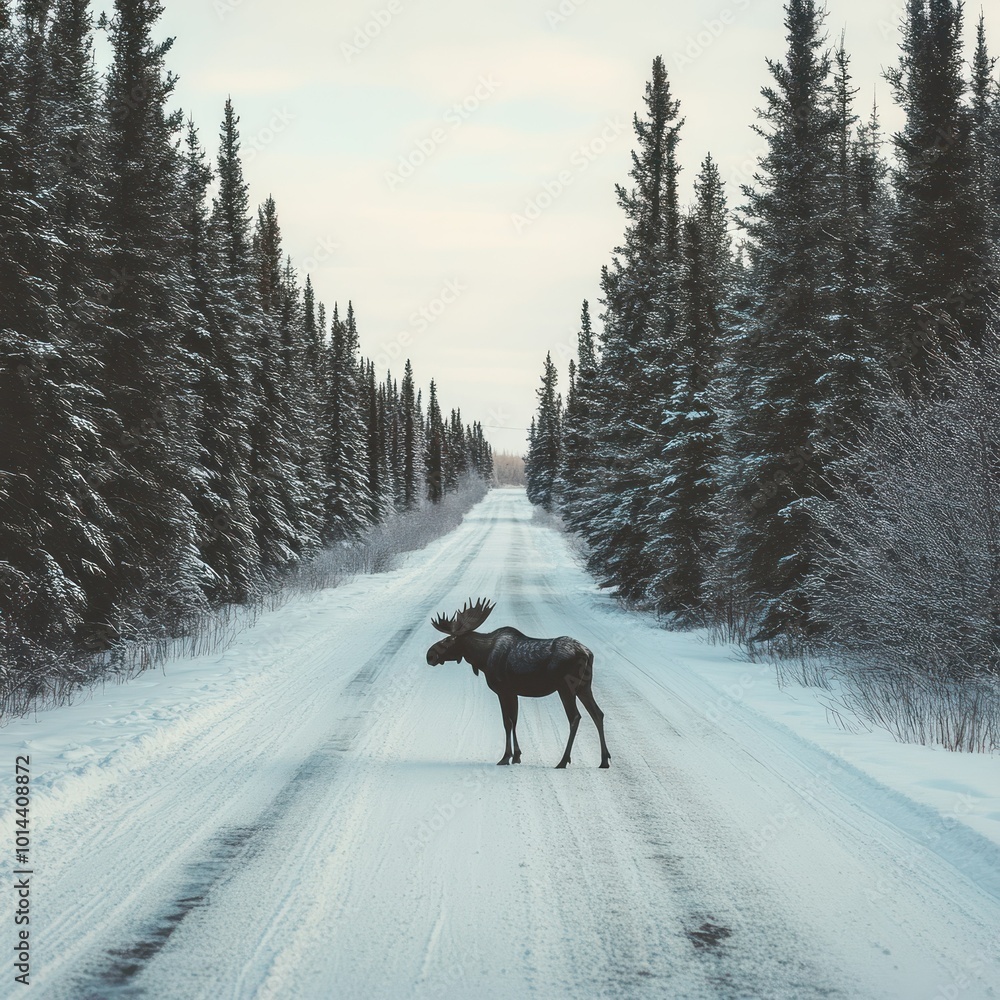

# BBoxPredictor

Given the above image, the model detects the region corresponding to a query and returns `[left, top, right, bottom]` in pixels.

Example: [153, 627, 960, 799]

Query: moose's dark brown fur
[426, 599, 611, 768]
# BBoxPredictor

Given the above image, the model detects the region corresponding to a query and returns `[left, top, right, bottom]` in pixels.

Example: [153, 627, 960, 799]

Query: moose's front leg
[496, 692, 514, 765]
[510, 695, 522, 764]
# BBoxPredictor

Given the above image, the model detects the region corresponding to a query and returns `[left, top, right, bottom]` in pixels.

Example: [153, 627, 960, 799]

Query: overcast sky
[152, 0, 993, 454]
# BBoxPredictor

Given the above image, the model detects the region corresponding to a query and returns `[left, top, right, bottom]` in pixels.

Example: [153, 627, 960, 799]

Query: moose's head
[426, 598, 495, 671]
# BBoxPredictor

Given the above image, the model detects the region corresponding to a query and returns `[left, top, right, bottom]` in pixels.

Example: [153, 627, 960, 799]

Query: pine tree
[728, 0, 840, 640]
[199, 97, 264, 598]
[213, 97, 251, 277]
[971, 15, 1000, 267]
[298, 274, 328, 537]
[322, 302, 372, 537]
[424, 380, 445, 504]
[247, 197, 301, 574]
[525, 352, 562, 512]
[559, 301, 599, 533]
[645, 155, 731, 621]
[363, 361, 385, 522]
[400, 359, 421, 509]
[818, 42, 891, 456]
[445, 408, 468, 492]
[179, 120, 262, 604]
[886, 0, 990, 389]
[580, 57, 685, 600]
[276, 253, 320, 555]
[97, 0, 207, 637]
[0, 0, 115, 666]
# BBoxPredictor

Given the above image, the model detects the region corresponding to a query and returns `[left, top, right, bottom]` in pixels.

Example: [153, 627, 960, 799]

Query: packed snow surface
[1, 489, 999, 999]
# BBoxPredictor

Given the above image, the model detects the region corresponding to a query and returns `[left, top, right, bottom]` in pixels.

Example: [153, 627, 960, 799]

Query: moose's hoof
[599, 761, 611, 769]
[513, 755, 522, 764]
[555, 760, 569, 769]
[496, 758, 510, 766]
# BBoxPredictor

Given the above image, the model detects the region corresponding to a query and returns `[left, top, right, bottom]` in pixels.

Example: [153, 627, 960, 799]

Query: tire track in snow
[501, 518, 844, 998]
[64, 501, 501, 999]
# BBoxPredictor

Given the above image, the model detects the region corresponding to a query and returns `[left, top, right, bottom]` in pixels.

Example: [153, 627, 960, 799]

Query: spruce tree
[645, 155, 731, 621]
[322, 302, 372, 537]
[276, 253, 320, 555]
[97, 0, 206, 637]
[886, 0, 990, 389]
[179, 120, 262, 604]
[525, 352, 562, 512]
[0, 0, 115, 666]
[729, 0, 839, 640]
[363, 360, 385, 522]
[424, 380, 445, 504]
[400, 358, 421, 509]
[971, 15, 1000, 266]
[559, 301, 599, 533]
[246, 197, 301, 574]
[581, 57, 685, 600]
[818, 42, 891, 456]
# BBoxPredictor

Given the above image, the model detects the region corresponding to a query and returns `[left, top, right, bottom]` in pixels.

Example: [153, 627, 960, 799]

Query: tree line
[0, 0, 492, 689]
[526, 0, 1000, 718]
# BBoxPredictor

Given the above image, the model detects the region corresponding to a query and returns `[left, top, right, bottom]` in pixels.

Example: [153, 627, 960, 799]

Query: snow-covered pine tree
[400, 358, 421, 509]
[559, 301, 599, 534]
[178, 120, 262, 605]
[299, 275, 328, 536]
[467, 420, 492, 482]
[377, 375, 399, 512]
[445, 408, 468, 492]
[644, 154, 731, 622]
[971, 15, 1000, 274]
[728, 0, 840, 642]
[246, 197, 302, 575]
[200, 97, 264, 599]
[580, 56, 684, 601]
[322, 302, 373, 538]
[424, 379, 445, 504]
[885, 0, 991, 390]
[42, 0, 121, 651]
[97, 0, 207, 638]
[363, 360, 386, 523]
[0, 0, 113, 668]
[277, 253, 321, 556]
[816, 41, 891, 460]
[524, 351, 562, 512]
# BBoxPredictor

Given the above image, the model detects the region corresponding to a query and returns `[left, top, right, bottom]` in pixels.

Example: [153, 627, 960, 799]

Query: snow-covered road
[5, 489, 1000, 999]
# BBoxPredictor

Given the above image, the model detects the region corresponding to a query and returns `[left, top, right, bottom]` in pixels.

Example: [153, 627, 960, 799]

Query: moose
[426, 598, 611, 769]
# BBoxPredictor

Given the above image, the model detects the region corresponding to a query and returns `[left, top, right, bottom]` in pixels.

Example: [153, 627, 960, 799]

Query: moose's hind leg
[554, 687, 581, 768]
[578, 685, 611, 768]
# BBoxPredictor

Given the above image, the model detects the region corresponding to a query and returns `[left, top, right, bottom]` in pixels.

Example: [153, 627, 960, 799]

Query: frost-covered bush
[808, 343, 1000, 682]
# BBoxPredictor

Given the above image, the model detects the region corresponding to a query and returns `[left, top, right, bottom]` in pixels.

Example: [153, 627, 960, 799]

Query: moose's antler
[452, 598, 495, 635]
[431, 598, 494, 636]
[431, 611, 457, 634]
